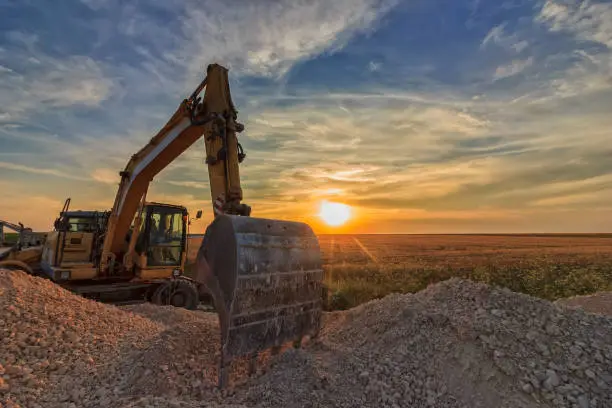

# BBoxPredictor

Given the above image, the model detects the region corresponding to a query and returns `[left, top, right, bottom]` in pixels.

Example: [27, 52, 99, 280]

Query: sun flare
[318, 200, 352, 226]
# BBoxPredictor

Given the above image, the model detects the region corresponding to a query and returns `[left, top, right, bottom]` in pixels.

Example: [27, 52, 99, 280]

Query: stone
[577, 394, 589, 408]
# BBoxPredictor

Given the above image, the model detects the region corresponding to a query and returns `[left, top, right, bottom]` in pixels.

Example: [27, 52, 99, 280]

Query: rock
[521, 383, 533, 394]
[544, 369, 560, 389]
[546, 322, 560, 335]
[0, 377, 10, 393]
[577, 394, 590, 408]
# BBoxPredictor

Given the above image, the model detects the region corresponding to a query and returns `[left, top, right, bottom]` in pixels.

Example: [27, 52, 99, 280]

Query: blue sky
[1, 0, 611, 233]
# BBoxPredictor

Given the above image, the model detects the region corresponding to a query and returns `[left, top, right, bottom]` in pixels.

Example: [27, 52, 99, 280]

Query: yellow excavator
[0, 63, 324, 387]
[0, 220, 45, 268]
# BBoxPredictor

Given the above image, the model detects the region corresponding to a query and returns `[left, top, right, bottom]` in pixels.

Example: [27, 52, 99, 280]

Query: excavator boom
[101, 64, 249, 269]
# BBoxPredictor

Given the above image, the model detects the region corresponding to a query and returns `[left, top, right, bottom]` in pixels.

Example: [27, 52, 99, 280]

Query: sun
[318, 200, 352, 226]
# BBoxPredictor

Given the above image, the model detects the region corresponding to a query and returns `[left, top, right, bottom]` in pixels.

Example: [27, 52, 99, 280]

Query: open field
[187, 233, 612, 310]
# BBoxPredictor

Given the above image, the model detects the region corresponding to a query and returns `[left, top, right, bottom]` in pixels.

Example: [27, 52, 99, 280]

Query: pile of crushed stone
[1, 269, 611, 408]
[0, 270, 237, 408]
[244, 280, 612, 408]
[0, 269, 164, 407]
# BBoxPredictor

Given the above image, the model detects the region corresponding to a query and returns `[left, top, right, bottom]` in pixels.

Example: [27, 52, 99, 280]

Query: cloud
[177, 0, 399, 79]
[0, 161, 88, 180]
[481, 22, 530, 53]
[0, 37, 114, 122]
[165, 180, 209, 189]
[532, 0, 612, 98]
[368, 61, 382, 72]
[35, 57, 113, 107]
[531, 191, 607, 207]
[481, 23, 506, 48]
[91, 168, 119, 184]
[537, 0, 612, 48]
[493, 57, 534, 79]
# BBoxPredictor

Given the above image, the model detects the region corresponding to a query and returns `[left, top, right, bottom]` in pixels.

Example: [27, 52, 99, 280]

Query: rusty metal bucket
[194, 214, 324, 387]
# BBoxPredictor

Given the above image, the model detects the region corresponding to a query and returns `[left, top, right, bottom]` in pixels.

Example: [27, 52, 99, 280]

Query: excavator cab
[132, 202, 188, 278]
[41, 208, 110, 277]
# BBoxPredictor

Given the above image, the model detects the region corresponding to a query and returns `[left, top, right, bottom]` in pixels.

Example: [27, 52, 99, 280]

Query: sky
[1, 0, 611, 234]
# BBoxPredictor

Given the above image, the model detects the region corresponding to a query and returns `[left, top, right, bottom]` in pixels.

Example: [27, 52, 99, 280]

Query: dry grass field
[187, 234, 612, 310]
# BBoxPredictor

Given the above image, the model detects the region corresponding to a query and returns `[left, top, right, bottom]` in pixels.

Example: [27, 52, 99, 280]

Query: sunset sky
[1, 0, 611, 234]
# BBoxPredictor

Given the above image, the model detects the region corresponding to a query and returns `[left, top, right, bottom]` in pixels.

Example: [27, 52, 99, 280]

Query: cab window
[146, 207, 184, 266]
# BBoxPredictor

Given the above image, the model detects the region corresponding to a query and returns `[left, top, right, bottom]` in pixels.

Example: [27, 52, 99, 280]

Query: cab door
[143, 206, 186, 268]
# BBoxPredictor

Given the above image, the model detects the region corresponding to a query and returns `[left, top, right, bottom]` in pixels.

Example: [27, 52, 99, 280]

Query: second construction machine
[1, 64, 324, 386]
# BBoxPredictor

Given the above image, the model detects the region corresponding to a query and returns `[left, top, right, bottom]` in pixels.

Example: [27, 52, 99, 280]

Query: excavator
[0, 220, 40, 247]
[0, 63, 324, 387]
[0, 220, 45, 267]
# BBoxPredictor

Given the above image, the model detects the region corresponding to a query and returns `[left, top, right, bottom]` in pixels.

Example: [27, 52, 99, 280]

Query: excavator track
[195, 214, 324, 387]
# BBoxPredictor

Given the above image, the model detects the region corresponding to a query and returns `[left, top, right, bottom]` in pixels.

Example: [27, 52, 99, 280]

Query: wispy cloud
[531, 191, 608, 207]
[177, 0, 399, 79]
[493, 57, 534, 80]
[481, 22, 530, 53]
[165, 180, 209, 190]
[537, 0, 612, 48]
[368, 61, 382, 72]
[533, 0, 612, 98]
[0, 34, 114, 122]
[91, 168, 119, 184]
[0, 161, 88, 181]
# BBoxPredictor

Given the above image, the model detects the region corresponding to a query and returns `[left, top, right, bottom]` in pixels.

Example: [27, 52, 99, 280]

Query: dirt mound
[1, 270, 611, 408]
[555, 292, 612, 317]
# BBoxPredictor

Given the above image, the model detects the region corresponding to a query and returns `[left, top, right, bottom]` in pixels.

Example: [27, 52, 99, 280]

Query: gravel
[1, 270, 611, 408]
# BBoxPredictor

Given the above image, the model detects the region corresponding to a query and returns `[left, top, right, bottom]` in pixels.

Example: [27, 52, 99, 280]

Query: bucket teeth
[195, 215, 324, 388]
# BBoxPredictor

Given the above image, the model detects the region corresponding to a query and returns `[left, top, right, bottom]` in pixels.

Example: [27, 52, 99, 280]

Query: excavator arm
[100, 64, 250, 270]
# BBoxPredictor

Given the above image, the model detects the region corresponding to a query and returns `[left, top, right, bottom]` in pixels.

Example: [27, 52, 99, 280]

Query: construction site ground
[1, 268, 611, 408]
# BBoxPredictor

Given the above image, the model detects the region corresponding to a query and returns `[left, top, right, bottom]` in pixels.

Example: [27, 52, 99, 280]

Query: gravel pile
[1, 269, 611, 408]
[0, 269, 166, 407]
[0, 270, 254, 408]
[239, 278, 612, 408]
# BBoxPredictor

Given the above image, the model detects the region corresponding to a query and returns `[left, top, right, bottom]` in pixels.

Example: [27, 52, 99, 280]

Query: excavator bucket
[194, 214, 324, 387]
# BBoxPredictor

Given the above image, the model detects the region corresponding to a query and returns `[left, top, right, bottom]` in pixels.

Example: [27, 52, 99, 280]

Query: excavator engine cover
[196, 214, 323, 387]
